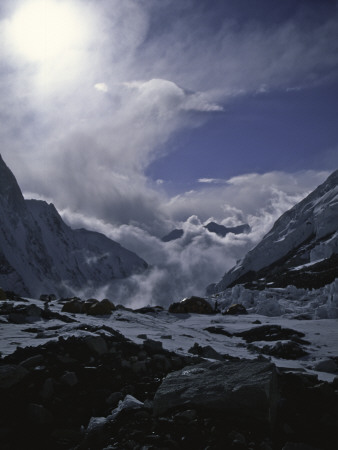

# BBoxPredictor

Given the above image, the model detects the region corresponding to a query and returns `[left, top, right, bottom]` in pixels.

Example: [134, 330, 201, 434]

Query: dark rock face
[168, 296, 214, 314]
[153, 360, 277, 419]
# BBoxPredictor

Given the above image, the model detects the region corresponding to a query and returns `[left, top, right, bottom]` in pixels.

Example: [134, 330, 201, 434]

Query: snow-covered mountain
[0, 155, 147, 297]
[211, 170, 338, 292]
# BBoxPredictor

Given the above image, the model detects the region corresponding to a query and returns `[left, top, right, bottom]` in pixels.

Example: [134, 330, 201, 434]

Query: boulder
[153, 359, 278, 422]
[60, 371, 78, 386]
[0, 364, 28, 388]
[168, 296, 214, 314]
[313, 359, 338, 374]
[87, 299, 115, 316]
[8, 304, 43, 324]
[84, 335, 108, 355]
[188, 342, 224, 360]
[0, 288, 7, 300]
[235, 325, 307, 343]
[61, 298, 84, 314]
[83, 298, 99, 313]
[223, 303, 248, 315]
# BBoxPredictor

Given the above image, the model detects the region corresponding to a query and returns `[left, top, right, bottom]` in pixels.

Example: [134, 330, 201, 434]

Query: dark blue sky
[1, 0, 338, 230]
[147, 80, 338, 193]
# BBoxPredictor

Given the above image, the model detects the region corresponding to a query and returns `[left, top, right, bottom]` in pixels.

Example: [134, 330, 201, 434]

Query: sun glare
[9, 0, 88, 62]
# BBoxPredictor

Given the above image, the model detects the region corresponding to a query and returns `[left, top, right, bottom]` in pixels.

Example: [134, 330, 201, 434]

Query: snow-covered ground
[1, 280, 337, 383]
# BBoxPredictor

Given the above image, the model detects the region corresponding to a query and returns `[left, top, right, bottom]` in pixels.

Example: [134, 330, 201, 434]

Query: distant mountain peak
[204, 222, 251, 237]
[161, 229, 184, 242]
[162, 221, 250, 242]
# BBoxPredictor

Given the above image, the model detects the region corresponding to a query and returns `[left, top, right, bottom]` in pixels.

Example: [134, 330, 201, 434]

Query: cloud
[0, 1, 337, 234]
[58, 170, 330, 307]
[94, 83, 108, 93]
[0, 2, 336, 304]
[198, 178, 228, 184]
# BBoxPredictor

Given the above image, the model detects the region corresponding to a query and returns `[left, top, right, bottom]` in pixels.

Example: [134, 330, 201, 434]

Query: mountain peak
[0, 156, 147, 297]
[0, 155, 26, 213]
[212, 170, 338, 292]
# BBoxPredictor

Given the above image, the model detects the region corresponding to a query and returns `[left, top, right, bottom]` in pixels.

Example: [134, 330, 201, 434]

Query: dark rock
[40, 377, 54, 400]
[0, 364, 28, 388]
[188, 343, 224, 360]
[161, 334, 172, 339]
[61, 297, 84, 313]
[7, 304, 43, 324]
[60, 371, 78, 386]
[106, 391, 123, 407]
[87, 298, 115, 316]
[223, 303, 248, 315]
[28, 403, 53, 424]
[84, 335, 108, 355]
[137, 333, 147, 339]
[236, 325, 308, 344]
[153, 359, 278, 421]
[19, 354, 44, 368]
[169, 296, 214, 314]
[143, 339, 163, 353]
[0, 288, 6, 300]
[173, 409, 197, 423]
[282, 443, 322, 450]
[204, 326, 233, 337]
[313, 358, 338, 374]
[134, 305, 164, 314]
[259, 341, 309, 360]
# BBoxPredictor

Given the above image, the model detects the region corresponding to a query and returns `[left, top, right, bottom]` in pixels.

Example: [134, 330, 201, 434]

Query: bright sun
[9, 0, 88, 62]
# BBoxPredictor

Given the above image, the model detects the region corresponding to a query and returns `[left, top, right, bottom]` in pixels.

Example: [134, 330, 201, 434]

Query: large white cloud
[57, 170, 330, 307]
[0, 1, 337, 304]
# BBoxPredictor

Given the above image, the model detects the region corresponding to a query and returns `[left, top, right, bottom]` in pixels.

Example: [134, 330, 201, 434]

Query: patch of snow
[1, 281, 338, 381]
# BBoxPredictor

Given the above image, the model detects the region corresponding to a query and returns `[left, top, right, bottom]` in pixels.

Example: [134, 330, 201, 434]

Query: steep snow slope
[212, 170, 338, 292]
[0, 155, 147, 297]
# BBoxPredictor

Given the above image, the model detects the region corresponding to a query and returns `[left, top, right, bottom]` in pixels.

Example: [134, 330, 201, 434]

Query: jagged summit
[204, 222, 251, 237]
[161, 221, 250, 242]
[211, 170, 338, 292]
[0, 155, 26, 214]
[0, 157, 147, 297]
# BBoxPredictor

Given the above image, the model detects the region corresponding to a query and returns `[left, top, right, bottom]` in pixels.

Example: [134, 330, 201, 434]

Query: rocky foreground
[1, 299, 337, 450]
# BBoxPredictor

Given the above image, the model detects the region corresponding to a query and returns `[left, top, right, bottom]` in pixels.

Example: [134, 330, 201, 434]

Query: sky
[0, 0, 338, 304]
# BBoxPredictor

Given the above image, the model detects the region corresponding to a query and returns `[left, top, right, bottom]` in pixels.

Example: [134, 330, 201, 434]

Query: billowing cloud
[0, 1, 337, 304]
[58, 170, 330, 306]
